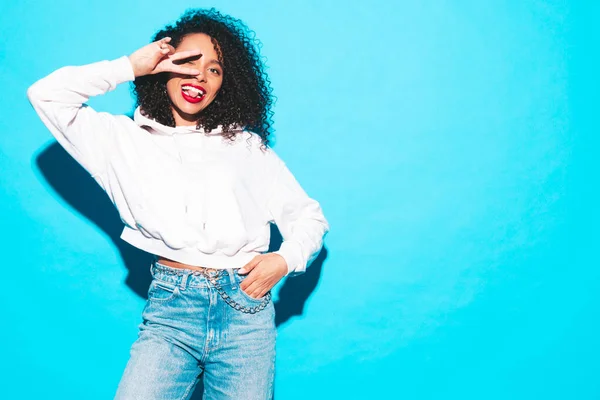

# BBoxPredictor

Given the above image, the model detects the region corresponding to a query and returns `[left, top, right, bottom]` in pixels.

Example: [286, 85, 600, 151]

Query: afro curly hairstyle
[133, 8, 274, 145]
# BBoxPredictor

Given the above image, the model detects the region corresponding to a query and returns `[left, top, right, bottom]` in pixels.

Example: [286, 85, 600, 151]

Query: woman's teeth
[182, 86, 205, 98]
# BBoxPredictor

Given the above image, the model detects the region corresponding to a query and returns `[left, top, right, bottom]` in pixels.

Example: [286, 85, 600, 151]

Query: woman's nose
[195, 70, 207, 82]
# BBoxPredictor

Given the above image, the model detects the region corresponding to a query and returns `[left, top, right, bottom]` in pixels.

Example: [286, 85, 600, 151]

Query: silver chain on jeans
[152, 262, 271, 314]
[206, 274, 271, 315]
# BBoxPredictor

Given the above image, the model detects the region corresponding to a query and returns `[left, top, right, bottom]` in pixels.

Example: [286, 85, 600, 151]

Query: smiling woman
[26, 7, 329, 400]
[165, 34, 224, 119]
[133, 9, 274, 144]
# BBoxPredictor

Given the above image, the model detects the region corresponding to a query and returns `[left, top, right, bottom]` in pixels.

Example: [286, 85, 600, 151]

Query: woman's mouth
[181, 84, 206, 104]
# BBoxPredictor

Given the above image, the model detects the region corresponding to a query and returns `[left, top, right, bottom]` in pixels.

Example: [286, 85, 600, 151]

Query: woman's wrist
[128, 55, 144, 78]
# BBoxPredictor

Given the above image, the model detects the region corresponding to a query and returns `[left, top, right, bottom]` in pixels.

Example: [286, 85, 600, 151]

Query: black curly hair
[133, 8, 274, 145]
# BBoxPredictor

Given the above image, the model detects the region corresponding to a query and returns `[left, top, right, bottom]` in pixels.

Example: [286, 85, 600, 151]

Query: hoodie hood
[133, 106, 226, 137]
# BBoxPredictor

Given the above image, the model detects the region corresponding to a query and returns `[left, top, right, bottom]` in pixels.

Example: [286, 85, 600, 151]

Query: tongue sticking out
[182, 87, 203, 98]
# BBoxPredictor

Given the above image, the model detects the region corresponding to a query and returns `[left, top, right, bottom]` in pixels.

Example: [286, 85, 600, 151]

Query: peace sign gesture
[128, 37, 201, 78]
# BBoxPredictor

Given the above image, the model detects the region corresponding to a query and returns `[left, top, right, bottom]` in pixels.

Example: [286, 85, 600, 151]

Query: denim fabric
[114, 262, 276, 399]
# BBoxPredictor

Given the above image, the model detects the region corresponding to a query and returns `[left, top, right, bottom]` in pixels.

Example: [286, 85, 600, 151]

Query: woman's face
[166, 33, 224, 126]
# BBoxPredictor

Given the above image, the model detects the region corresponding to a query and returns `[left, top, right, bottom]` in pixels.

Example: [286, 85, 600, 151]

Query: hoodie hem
[120, 227, 260, 269]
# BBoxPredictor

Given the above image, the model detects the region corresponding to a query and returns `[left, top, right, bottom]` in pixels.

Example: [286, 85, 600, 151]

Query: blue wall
[1, 1, 598, 399]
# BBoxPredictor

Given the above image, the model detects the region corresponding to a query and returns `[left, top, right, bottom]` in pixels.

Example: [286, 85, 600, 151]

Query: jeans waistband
[150, 260, 240, 289]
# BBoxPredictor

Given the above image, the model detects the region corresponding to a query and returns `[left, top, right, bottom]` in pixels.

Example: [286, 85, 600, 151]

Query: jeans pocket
[238, 286, 270, 304]
[147, 279, 179, 303]
[235, 273, 269, 304]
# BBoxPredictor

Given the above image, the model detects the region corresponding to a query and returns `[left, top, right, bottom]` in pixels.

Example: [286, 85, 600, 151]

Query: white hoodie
[27, 56, 329, 276]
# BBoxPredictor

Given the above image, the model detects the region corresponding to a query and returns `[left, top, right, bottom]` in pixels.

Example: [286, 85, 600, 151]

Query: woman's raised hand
[128, 37, 201, 78]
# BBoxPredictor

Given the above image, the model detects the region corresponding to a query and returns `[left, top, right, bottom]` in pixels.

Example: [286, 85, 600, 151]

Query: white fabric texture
[28, 56, 329, 276]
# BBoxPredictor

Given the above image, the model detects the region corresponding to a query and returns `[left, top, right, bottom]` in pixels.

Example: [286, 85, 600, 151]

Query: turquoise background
[1, 1, 598, 399]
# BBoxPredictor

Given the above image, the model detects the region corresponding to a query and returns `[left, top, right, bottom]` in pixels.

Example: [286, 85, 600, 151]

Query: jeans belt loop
[227, 269, 238, 290]
[180, 271, 189, 290]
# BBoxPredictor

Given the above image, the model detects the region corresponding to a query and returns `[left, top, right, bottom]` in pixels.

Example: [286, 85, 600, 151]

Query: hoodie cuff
[111, 56, 136, 84]
[275, 241, 306, 276]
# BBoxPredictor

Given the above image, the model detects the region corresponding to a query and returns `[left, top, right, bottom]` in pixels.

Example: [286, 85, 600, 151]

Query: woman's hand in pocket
[238, 254, 288, 299]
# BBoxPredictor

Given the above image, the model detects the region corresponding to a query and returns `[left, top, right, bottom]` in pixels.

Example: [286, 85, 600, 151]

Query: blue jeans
[114, 262, 276, 399]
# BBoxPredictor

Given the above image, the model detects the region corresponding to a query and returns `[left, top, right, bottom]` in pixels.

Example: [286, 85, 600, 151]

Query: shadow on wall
[35, 141, 328, 328]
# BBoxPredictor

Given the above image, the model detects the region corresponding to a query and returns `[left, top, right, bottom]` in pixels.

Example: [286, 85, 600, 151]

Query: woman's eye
[209, 68, 221, 75]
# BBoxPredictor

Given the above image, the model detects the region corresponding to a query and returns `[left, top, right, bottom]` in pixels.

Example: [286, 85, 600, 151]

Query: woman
[28, 8, 328, 400]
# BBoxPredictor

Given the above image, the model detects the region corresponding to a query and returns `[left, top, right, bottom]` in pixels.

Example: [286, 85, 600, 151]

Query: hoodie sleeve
[265, 151, 330, 277]
[27, 56, 135, 186]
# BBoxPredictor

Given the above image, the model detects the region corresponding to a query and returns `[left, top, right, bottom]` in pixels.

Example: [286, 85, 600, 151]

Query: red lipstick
[181, 84, 206, 104]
